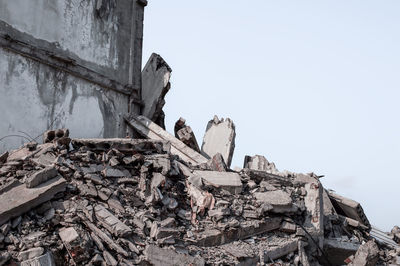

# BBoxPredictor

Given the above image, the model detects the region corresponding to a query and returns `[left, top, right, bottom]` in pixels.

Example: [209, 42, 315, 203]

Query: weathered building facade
[0, 0, 147, 152]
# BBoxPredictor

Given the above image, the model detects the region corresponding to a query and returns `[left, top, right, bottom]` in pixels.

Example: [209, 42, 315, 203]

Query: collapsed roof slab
[328, 191, 371, 229]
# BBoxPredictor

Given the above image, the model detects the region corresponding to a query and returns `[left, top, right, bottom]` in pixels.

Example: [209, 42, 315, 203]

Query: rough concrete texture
[328, 191, 371, 228]
[125, 115, 208, 165]
[141, 53, 172, 128]
[324, 238, 360, 265]
[254, 190, 294, 213]
[0, 176, 66, 225]
[243, 154, 277, 173]
[0, 48, 130, 153]
[0, 0, 146, 153]
[0, 0, 145, 83]
[348, 240, 379, 266]
[20, 252, 54, 266]
[193, 170, 242, 194]
[201, 115, 236, 167]
[144, 245, 205, 266]
[26, 167, 58, 188]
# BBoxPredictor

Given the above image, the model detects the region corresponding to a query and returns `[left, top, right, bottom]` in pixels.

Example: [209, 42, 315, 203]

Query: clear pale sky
[142, 1, 400, 232]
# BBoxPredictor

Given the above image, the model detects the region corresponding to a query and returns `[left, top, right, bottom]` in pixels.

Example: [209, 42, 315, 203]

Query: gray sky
[142, 1, 400, 231]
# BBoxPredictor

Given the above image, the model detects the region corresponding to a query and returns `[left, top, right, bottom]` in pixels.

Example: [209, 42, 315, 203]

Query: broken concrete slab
[71, 138, 171, 154]
[323, 238, 360, 265]
[0, 176, 66, 225]
[26, 166, 58, 188]
[194, 217, 282, 247]
[0, 151, 8, 164]
[141, 53, 172, 128]
[328, 191, 371, 229]
[348, 240, 379, 266]
[125, 115, 208, 165]
[201, 115, 236, 167]
[243, 155, 277, 173]
[243, 169, 292, 186]
[254, 190, 294, 213]
[144, 244, 204, 266]
[303, 181, 324, 248]
[94, 205, 132, 237]
[20, 252, 55, 266]
[193, 170, 242, 194]
[18, 247, 44, 261]
[264, 238, 299, 261]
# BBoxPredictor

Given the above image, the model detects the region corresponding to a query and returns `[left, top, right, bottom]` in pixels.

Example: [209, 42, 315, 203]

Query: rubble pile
[0, 120, 399, 265]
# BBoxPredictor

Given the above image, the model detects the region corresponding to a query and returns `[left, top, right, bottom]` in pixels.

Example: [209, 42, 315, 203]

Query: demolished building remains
[0, 1, 400, 266]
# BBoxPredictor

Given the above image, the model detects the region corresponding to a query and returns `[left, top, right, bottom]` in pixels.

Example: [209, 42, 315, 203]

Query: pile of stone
[0, 116, 399, 266]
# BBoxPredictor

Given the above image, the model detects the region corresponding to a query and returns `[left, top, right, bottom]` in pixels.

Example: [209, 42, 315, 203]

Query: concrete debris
[174, 117, 201, 153]
[347, 240, 379, 266]
[201, 115, 236, 167]
[141, 53, 172, 128]
[0, 127, 398, 265]
[244, 154, 278, 173]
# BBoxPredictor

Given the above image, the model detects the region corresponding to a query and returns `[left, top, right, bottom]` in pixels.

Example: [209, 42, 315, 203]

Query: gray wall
[0, 0, 146, 152]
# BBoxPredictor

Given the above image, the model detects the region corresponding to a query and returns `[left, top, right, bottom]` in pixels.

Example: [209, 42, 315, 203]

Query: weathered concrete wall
[0, 48, 128, 152]
[0, 0, 146, 152]
[0, 0, 144, 84]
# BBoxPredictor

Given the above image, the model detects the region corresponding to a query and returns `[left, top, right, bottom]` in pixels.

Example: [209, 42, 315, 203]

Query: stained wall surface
[0, 0, 146, 152]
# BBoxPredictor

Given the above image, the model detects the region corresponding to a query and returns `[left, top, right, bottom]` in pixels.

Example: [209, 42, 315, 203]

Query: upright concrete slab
[141, 53, 172, 128]
[0, 176, 66, 225]
[201, 116, 236, 167]
[304, 181, 324, 249]
[125, 115, 208, 165]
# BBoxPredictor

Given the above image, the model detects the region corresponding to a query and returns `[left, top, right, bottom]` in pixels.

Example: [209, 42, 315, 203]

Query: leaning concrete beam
[141, 53, 172, 128]
[201, 116, 236, 167]
[144, 245, 204, 266]
[193, 170, 242, 194]
[71, 138, 171, 154]
[0, 176, 66, 225]
[125, 115, 208, 165]
[304, 181, 324, 249]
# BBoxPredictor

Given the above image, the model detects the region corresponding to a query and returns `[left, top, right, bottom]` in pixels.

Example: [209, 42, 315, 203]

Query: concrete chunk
[144, 244, 204, 266]
[193, 170, 242, 194]
[141, 53, 172, 128]
[125, 115, 208, 165]
[201, 115, 236, 167]
[174, 118, 201, 153]
[94, 205, 132, 237]
[194, 217, 282, 247]
[254, 191, 293, 213]
[26, 167, 58, 188]
[324, 238, 360, 265]
[18, 247, 44, 261]
[264, 238, 299, 261]
[303, 181, 324, 248]
[71, 138, 171, 154]
[243, 155, 277, 173]
[20, 252, 55, 266]
[0, 176, 66, 225]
